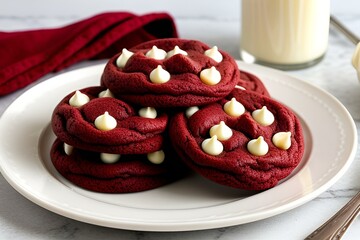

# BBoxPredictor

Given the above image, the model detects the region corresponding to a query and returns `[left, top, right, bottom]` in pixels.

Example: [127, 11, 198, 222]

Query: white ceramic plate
[0, 62, 357, 231]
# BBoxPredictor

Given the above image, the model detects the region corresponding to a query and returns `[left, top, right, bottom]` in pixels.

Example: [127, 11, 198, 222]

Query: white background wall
[0, 0, 359, 58]
[1, 0, 359, 24]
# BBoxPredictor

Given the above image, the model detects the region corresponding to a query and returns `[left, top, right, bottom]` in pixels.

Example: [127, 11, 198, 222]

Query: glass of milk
[240, 0, 330, 70]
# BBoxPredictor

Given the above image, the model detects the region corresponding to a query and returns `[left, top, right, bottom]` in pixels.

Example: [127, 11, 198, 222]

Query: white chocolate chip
[272, 132, 292, 150]
[64, 143, 73, 155]
[116, 48, 134, 68]
[167, 45, 188, 58]
[94, 111, 117, 131]
[223, 98, 245, 117]
[247, 136, 269, 156]
[201, 135, 224, 156]
[150, 65, 171, 84]
[185, 106, 199, 118]
[147, 150, 165, 164]
[200, 66, 221, 85]
[146, 46, 167, 60]
[69, 90, 90, 107]
[204, 46, 223, 63]
[235, 85, 246, 90]
[138, 107, 157, 119]
[100, 153, 121, 164]
[98, 89, 114, 98]
[252, 106, 275, 126]
[209, 121, 233, 141]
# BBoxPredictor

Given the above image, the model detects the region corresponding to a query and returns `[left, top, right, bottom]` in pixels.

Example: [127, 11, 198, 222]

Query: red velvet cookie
[169, 88, 304, 190]
[238, 70, 270, 97]
[51, 138, 188, 193]
[52, 86, 167, 154]
[101, 38, 239, 108]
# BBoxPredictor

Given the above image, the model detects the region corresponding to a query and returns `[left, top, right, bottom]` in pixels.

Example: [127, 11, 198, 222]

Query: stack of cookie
[51, 39, 304, 193]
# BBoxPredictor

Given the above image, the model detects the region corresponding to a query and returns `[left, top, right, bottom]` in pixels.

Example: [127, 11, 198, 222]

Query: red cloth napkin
[0, 12, 178, 96]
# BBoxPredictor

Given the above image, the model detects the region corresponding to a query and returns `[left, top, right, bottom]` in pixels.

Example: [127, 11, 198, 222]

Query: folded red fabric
[0, 12, 178, 95]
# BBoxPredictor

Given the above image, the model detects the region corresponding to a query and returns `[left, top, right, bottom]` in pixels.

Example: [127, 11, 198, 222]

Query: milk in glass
[240, 0, 330, 70]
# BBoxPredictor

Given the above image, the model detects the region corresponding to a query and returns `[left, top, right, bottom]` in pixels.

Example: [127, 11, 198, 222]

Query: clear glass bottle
[240, 0, 330, 70]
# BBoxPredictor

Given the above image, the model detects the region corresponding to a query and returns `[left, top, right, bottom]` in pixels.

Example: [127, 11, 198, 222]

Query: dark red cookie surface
[238, 70, 270, 97]
[52, 86, 167, 154]
[101, 38, 239, 108]
[169, 88, 304, 191]
[51, 138, 188, 193]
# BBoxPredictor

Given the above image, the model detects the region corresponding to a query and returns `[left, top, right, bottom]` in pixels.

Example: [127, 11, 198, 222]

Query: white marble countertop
[1, 1, 360, 239]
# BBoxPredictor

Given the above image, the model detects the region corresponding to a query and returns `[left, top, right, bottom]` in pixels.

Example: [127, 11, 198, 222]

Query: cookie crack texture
[101, 39, 239, 108]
